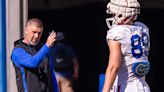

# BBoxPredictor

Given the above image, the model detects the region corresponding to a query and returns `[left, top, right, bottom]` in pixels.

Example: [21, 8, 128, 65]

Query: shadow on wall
[29, 2, 163, 92]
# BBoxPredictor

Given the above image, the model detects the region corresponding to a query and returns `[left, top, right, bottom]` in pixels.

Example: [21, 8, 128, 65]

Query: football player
[102, 0, 151, 92]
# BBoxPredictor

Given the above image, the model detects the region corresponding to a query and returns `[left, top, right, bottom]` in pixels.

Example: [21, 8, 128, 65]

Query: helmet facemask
[106, 11, 115, 29]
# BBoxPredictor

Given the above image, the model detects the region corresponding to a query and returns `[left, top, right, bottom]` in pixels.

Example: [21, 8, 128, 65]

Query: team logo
[132, 61, 150, 77]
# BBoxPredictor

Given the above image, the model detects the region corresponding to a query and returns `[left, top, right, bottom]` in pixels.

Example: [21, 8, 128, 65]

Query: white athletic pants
[110, 79, 151, 92]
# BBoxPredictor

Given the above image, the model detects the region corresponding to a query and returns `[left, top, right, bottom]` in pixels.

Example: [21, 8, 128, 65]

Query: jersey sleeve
[11, 44, 49, 68]
[106, 26, 125, 44]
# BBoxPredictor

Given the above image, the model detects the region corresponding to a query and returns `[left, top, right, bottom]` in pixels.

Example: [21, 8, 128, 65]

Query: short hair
[26, 18, 43, 28]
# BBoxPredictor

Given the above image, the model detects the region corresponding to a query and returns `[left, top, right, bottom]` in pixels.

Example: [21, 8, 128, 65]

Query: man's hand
[46, 31, 56, 47]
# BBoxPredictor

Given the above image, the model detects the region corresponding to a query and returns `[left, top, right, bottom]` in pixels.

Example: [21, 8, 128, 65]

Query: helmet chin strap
[118, 16, 136, 25]
[106, 15, 136, 29]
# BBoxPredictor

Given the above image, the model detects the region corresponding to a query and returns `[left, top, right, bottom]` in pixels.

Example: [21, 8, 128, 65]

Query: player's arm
[102, 40, 122, 92]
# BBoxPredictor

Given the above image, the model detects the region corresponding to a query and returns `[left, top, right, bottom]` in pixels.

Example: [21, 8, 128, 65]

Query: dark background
[29, 1, 163, 92]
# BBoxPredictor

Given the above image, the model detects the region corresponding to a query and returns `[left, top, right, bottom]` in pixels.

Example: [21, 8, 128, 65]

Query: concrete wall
[6, 0, 28, 92]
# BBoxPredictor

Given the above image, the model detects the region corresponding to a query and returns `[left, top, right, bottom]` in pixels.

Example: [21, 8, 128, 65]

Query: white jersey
[106, 22, 150, 85]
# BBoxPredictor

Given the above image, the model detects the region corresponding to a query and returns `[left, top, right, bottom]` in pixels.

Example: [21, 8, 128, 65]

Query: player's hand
[46, 31, 56, 47]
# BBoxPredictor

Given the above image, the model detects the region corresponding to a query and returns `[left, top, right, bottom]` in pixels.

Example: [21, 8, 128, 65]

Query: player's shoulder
[106, 25, 127, 41]
[134, 22, 149, 30]
[108, 25, 124, 34]
[108, 25, 131, 35]
[110, 25, 126, 31]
